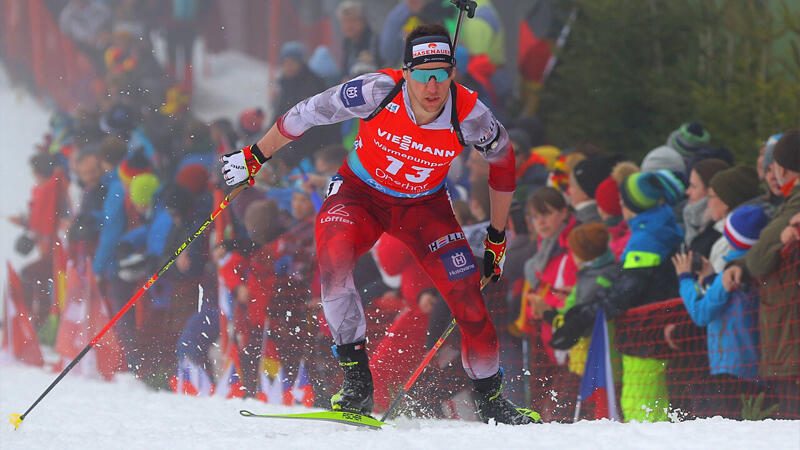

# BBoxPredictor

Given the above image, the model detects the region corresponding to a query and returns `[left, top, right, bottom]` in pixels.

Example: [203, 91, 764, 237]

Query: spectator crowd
[4, 0, 799, 422]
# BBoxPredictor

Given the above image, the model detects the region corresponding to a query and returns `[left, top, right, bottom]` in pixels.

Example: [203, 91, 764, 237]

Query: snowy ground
[1, 363, 798, 450]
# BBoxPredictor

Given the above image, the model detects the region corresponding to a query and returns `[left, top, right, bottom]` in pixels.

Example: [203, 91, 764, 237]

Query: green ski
[239, 410, 389, 430]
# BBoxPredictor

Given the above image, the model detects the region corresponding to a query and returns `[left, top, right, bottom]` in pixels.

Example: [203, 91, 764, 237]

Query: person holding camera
[672, 205, 769, 419]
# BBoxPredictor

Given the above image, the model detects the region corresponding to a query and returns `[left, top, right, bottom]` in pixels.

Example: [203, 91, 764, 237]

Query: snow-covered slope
[1, 363, 797, 450]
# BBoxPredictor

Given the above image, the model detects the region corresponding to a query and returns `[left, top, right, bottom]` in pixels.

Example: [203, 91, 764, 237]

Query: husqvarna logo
[451, 252, 467, 268]
[440, 246, 476, 281]
[345, 86, 359, 99]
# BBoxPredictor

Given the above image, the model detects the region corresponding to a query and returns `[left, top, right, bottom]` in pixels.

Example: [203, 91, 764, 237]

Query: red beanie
[595, 176, 622, 216]
[176, 164, 210, 195]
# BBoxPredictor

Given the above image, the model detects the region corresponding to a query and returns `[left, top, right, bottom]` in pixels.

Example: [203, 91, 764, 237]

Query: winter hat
[118, 149, 152, 186]
[573, 156, 616, 198]
[641, 145, 686, 175]
[176, 164, 210, 195]
[568, 222, 610, 262]
[691, 158, 729, 188]
[507, 128, 532, 155]
[308, 45, 340, 81]
[611, 161, 639, 185]
[239, 108, 265, 136]
[280, 41, 306, 62]
[667, 121, 711, 156]
[129, 173, 160, 207]
[762, 133, 782, 172]
[708, 166, 760, 210]
[620, 169, 685, 213]
[724, 205, 769, 251]
[595, 177, 622, 216]
[773, 129, 800, 173]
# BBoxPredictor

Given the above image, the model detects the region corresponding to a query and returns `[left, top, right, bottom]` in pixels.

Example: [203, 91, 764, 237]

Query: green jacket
[741, 183, 800, 378]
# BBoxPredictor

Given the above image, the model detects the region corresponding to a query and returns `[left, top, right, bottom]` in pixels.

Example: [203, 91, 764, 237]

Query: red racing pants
[315, 164, 499, 379]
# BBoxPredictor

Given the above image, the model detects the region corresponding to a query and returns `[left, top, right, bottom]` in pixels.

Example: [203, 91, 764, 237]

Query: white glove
[221, 145, 267, 186]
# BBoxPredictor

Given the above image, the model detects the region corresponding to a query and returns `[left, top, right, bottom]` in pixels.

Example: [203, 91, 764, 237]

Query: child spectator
[594, 177, 628, 259]
[673, 205, 768, 418]
[547, 223, 619, 366]
[551, 169, 685, 422]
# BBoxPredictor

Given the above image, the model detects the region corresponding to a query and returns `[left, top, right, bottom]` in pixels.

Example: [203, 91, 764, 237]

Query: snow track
[1, 364, 798, 449]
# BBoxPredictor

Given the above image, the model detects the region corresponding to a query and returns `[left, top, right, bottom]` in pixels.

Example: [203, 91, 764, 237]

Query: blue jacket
[120, 204, 173, 258]
[93, 170, 126, 279]
[591, 204, 684, 320]
[679, 249, 759, 380]
[623, 204, 684, 266]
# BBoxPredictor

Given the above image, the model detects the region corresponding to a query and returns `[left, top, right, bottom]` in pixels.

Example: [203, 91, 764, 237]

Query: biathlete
[221, 23, 538, 425]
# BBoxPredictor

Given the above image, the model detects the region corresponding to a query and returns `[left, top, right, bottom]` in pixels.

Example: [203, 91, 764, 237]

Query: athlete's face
[403, 62, 455, 115]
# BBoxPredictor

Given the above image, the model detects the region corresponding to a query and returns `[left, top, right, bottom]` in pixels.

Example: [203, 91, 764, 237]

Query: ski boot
[330, 341, 374, 415]
[473, 370, 541, 425]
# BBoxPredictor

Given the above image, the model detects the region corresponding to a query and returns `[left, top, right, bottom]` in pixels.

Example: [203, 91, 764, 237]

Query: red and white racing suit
[278, 69, 515, 379]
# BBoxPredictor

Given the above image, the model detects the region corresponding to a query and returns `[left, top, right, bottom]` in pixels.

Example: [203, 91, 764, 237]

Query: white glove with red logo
[221, 144, 269, 186]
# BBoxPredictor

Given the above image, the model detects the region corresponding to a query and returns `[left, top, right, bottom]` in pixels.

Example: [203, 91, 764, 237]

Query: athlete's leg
[315, 180, 384, 346]
[388, 193, 499, 380]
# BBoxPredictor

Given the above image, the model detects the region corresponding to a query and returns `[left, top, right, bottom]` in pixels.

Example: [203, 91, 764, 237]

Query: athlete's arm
[461, 101, 516, 231]
[254, 73, 396, 159]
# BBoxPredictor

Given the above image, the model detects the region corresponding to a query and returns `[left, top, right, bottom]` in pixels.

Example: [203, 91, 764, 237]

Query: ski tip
[9, 413, 23, 430]
[239, 410, 255, 417]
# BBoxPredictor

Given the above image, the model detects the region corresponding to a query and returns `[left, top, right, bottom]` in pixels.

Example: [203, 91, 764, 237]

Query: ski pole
[380, 278, 489, 421]
[9, 182, 250, 430]
[449, 0, 478, 50]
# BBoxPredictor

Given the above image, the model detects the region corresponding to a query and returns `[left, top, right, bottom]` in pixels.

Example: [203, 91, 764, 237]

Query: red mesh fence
[516, 241, 800, 421]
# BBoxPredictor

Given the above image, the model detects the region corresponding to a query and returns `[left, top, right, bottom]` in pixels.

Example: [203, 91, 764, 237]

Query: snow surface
[1, 362, 798, 450]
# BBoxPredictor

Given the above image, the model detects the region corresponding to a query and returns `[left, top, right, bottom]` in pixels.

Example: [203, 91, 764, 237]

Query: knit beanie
[118, 149, 152, 186]
[176, 164, 210, 195]
[568, 222, 610, 262]
[280, 41, 306, 62]
[129, 173, 160, 207]
[691, 158, 729, 188]
[620, 169, 685, 213]
[708, 166, 760, 210]
[724, 205, 769, 251]
[773, 129, 800, 173]
[573, 156, 616, 198]
[667, 122, 711, 157]
[641, 145, 686, 175]
[239, 108, 265, 136]
[595, 177, 622, 216]
[762, 133, 781, 172]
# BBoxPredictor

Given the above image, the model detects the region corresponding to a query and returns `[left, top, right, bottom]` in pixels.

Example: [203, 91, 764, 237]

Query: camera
[680, 243, 704, 273]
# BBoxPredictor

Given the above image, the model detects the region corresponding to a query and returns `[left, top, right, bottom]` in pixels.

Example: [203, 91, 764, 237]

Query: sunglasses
[408, 66, 453, 83]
